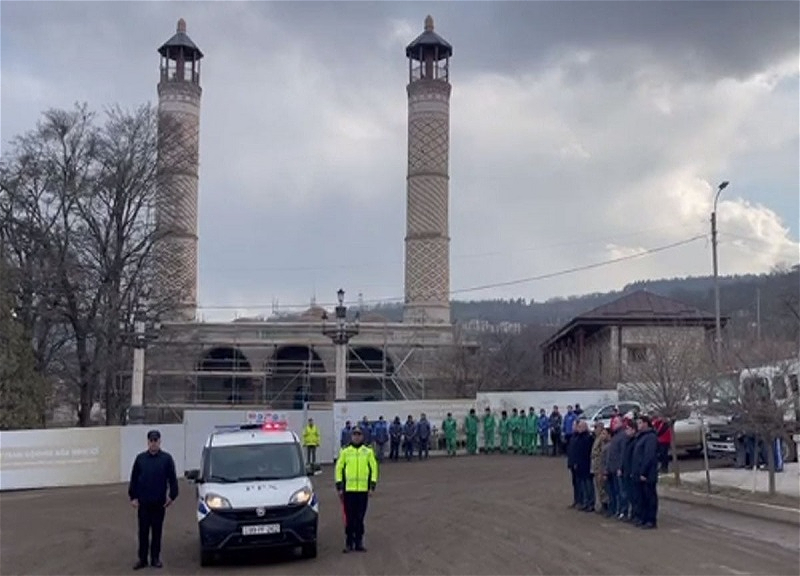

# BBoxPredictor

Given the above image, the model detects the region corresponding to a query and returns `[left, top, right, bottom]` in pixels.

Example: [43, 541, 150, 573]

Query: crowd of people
[330, 403, 671, 461]
[565, 415, 662, 530]
[324, 403, 667, 530]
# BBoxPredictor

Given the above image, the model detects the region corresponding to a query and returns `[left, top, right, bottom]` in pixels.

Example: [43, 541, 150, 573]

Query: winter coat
[632, 428, 659, 483]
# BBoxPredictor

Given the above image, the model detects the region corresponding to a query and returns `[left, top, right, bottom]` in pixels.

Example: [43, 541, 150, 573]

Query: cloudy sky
[3, 0, 798, 321]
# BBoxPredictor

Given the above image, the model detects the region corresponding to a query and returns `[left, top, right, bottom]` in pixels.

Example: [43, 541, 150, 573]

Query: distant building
[541, 290, 728, 388]
[461, 319, 523, 335]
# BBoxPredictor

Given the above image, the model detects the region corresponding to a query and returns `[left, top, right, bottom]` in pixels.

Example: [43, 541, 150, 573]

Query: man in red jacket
[652, 416, 672, 473]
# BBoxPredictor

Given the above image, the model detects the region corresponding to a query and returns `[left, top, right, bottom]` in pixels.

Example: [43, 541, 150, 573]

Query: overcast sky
[2, 1, 798, 321]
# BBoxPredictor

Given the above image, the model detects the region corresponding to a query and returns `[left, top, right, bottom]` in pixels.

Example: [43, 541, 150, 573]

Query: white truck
[705, 360, 800, 463]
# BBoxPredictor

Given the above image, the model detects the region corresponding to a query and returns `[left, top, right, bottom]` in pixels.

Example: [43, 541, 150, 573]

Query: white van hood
[205, 476, 312, 508]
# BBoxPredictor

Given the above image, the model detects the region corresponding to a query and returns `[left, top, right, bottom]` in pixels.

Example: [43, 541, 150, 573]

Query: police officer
[128, 429, 179, 570]
[335, 426, 378, 552]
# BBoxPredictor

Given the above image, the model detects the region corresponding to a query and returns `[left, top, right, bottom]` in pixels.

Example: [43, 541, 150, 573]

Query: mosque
[144, 16, 473, 411]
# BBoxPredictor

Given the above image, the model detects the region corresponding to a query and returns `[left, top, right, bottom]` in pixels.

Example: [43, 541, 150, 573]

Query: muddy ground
[1, 454, 797, 575]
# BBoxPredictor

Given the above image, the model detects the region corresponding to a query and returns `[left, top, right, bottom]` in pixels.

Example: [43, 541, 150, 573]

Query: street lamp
[122, 298, 161, 424]
[711, 180, 729, 369]
[321, 289, 360, 401]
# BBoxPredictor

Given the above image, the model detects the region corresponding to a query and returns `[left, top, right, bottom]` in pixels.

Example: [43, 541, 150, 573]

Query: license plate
[242, 524, 280, 536]
[708, 442, 735, 452]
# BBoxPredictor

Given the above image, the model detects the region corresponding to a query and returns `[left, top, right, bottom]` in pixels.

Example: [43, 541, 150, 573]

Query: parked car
[580, 401, 704, 455]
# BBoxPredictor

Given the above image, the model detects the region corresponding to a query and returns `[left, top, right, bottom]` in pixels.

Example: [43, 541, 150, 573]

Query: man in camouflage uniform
[591, 421, 610, 513]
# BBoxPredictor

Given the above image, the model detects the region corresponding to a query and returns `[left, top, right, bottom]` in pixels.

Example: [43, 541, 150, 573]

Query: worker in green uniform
[526, 407, 539, 455]
[510, 408, 521, 454]
[519, 409, 529, 454]
[464, 408, 479, 455]
[442, 412, 457, 456]
[498, 410, 510, 454]
[482, 407, 496, 453]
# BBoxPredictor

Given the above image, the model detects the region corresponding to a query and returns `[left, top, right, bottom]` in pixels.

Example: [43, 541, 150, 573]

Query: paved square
[1, 455, 798, 575]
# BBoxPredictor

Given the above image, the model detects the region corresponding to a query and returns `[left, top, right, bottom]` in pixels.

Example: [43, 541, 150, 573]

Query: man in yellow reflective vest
[335, 426, 378, 553]
[302, 417, 321, 466]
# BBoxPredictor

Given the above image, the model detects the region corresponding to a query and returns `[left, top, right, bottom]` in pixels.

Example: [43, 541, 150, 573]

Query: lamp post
[322, 289, 360, 401]
[123, 299, 160, 424]
[711, 180, 729, 369]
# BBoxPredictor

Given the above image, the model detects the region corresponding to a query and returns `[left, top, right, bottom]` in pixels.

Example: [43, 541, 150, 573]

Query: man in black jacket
[631, 416, 659, 529]
[128, 429, 179, 569]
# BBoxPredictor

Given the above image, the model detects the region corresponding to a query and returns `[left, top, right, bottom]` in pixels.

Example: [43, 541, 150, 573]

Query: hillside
[366, 267, 799, 341]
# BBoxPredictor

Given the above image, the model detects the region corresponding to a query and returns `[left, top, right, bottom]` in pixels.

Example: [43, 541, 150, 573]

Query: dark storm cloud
[255, 1, 799, 79]
[2, 0, 797, 317]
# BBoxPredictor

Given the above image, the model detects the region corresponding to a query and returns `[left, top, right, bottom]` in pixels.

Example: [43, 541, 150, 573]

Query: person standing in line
[464, 408, 479, 455]
[548, 406, 562, 456]
[510, 408, 521, 453]
[498, 410, 510, 454]
[443, 412, 458, 456]
[621, 420, 639, 522]
[605, 418, 627, 518]
[388, 416, 403, 461]
[633, 416, 659, 529]
[416, 413, 432, 459]
[590, 422, 610, 514]
[526, 406, 539, 455]
[571, 420, 594, 511]
[340, 421, 353, 448]
[537, 408, 549, 455]
[373, 416, 389, 462]
[302, 417, 321, 467]
[359, 416, 373, 447]
[518, 409, 528, 454]
[562, 405, 577, 455]
[402, 415, 417, 460]
[335, 426, 378, 552]
[653, 415, 672, 473]
[482, 407, 496, 453]
[128, 429, 179, 570]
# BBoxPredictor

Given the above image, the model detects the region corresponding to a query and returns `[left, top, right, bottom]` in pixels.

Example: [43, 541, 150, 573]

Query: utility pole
[711, 180, 729, 369]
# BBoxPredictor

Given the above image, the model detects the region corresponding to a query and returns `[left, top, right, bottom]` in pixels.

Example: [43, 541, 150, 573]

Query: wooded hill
[368, 267, 800, 343]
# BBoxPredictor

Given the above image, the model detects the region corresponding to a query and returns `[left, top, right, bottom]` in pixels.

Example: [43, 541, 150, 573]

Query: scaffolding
[142, 317, 461, 410]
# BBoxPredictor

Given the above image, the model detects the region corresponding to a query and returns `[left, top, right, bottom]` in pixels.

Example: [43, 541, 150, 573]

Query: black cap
[351, 426, 363, 434]
[147, 429, 161, 441]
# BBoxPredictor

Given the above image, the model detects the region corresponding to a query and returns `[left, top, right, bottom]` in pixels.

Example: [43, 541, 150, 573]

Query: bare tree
[623, 327, 714, 485]
[0, 103, 184, 426]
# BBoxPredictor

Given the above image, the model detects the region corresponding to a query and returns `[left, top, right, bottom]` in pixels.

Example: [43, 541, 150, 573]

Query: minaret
[153, 19, 203, 321]
[403, 16, 453, 324]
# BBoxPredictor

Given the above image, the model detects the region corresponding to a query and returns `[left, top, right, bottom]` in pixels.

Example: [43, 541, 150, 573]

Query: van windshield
[208, 442, 304, 482]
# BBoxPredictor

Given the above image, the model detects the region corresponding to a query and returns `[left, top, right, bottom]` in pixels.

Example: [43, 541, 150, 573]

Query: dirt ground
[1, 454, 798, 576]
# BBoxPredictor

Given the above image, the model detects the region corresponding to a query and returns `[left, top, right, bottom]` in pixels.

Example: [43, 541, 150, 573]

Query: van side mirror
[185, 469, 200, 482]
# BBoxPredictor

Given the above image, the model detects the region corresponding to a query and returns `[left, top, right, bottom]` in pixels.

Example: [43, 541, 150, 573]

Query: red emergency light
[262, 421, 288, 431]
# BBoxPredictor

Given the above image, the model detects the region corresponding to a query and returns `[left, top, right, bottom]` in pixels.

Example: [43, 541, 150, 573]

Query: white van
[185, 419, 318, 566]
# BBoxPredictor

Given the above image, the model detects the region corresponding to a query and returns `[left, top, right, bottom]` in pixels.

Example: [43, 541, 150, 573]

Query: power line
[203, 223, 705, 273]
[197, 233, 707, 311]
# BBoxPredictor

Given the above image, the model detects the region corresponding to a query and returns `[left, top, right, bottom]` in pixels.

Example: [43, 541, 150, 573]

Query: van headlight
[204, 493, 232, 509]
[289, 487, 313, 505]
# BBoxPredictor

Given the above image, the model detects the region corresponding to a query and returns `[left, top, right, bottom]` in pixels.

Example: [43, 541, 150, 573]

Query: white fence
[0, 391, 614, 491]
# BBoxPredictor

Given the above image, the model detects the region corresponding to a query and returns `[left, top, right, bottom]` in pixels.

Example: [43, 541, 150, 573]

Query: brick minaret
[154, 19, 203, 321]
[403, 16, 453, 324]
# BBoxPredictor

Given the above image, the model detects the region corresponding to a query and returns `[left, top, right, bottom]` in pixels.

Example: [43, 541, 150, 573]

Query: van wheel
[200, 549, 215, 567]
[302, 541, 318, 559]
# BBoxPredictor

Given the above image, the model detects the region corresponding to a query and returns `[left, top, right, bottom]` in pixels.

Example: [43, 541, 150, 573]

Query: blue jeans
[606, 473, 619, 515]
[578, 476, 594, 508]
[616, 475, 629, 517]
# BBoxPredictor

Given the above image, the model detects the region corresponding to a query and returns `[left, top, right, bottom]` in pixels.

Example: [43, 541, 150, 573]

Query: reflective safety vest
[302, 425, 320, 447]
[335, 444, 378, 492]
